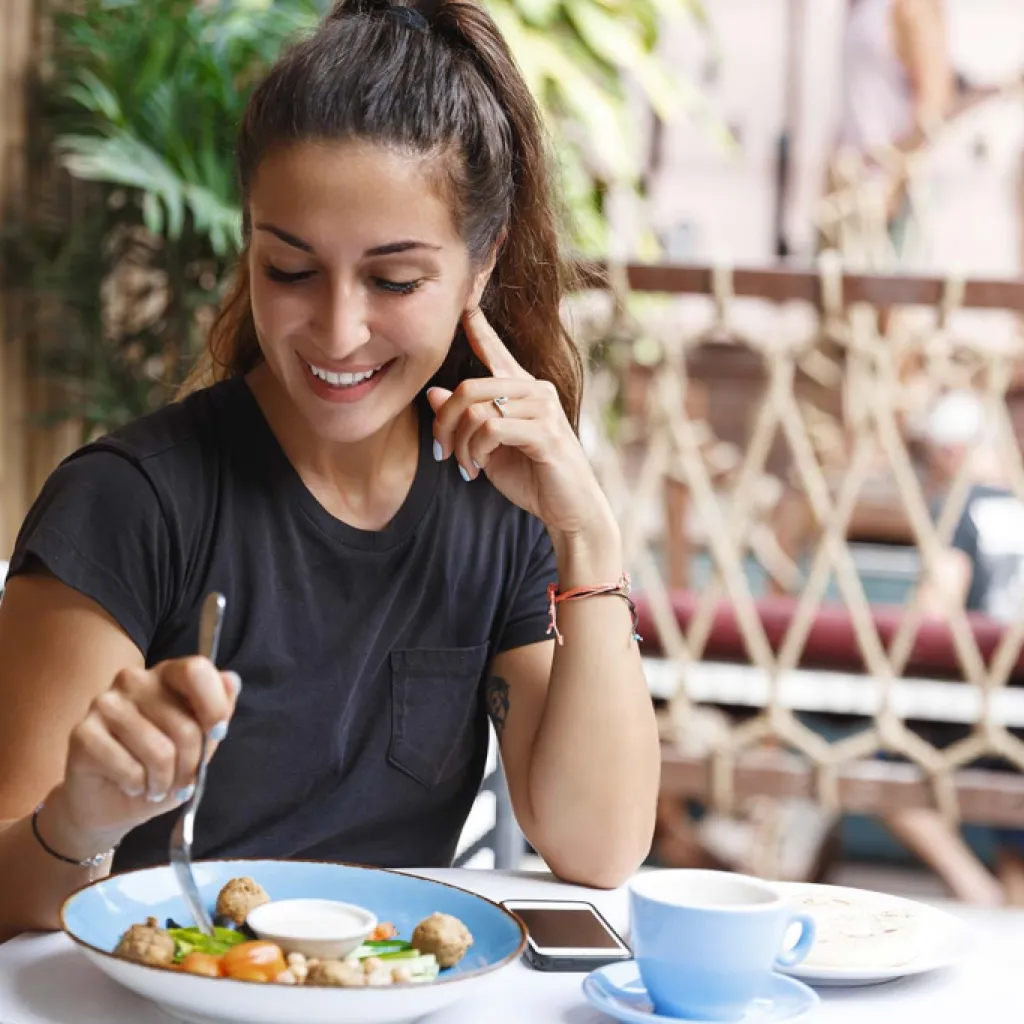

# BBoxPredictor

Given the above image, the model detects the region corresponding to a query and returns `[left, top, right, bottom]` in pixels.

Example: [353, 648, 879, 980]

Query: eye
[374, 278, 423, 296]
[264, 264, 315, 284]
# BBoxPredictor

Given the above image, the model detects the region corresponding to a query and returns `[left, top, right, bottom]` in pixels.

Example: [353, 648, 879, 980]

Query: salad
[112, 876, 473, 987]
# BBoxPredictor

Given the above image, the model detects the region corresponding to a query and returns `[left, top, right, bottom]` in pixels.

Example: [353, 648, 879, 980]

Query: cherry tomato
[180, 952, 223, 978]
[221, 941, 287, 982]
[228, 966, 271, 982]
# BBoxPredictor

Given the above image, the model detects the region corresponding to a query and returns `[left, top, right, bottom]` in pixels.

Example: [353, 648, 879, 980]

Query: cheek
[250, 278, 308, 343]
[388, 289, 462, 359]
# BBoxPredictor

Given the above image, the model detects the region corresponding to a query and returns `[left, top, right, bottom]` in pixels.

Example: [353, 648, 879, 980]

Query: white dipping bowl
[246, 898, 377, 959]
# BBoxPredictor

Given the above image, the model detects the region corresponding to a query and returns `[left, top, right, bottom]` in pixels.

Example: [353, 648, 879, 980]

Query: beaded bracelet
[546, 573, 642, 646]
[31, 802, 119, 868]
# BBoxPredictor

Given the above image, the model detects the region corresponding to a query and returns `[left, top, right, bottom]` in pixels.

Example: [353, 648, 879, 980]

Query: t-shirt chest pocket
[388, 644, 490, 788]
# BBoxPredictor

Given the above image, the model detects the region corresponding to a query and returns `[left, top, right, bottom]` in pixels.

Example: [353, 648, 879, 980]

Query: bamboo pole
[0, 2, 79, 557]
[0, 0, 36, 557]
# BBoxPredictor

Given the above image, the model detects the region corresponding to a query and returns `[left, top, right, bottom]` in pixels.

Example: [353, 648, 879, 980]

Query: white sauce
[251, 900, 373, 940]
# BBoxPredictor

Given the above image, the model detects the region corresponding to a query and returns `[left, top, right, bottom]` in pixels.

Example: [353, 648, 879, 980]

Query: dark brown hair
[186, 0, 582, 428]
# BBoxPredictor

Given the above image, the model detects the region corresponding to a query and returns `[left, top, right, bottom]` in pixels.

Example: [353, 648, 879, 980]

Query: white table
[0, 868, 1022, 1023]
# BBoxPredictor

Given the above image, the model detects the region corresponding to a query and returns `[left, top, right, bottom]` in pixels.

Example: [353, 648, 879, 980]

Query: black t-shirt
[7, 377, 556, 872]
[948, 484, 1024, 622]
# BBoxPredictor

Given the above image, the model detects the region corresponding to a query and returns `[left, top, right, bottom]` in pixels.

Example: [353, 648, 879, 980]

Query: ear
[465, 232, 505, 311]
[466, 261, 494, 312]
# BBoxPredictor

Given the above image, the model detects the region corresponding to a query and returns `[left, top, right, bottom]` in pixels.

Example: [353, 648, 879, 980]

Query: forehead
[248, 139, 463, 253]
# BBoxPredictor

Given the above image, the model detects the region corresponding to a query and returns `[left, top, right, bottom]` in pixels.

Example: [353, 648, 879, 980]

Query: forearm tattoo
[486, 675, 511, 738]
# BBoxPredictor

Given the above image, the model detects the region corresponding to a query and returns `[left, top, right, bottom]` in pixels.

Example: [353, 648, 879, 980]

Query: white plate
[772, 882, 973, 987]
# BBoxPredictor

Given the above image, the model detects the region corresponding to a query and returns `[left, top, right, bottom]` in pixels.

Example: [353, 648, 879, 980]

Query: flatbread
[792, 893, 921, 970]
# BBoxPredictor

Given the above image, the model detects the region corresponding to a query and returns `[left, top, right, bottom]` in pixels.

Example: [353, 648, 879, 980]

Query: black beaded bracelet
[31, 802, 118, 868]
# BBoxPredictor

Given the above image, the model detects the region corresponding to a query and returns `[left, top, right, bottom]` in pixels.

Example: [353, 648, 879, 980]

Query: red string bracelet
[546, 573, 642, 646]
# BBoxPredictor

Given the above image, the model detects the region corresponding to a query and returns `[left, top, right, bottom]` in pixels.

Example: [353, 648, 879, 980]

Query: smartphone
[501, 899, 632, 972]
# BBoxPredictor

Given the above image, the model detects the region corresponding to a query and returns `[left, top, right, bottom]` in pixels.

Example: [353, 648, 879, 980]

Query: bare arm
[0, 574, 144, 941]
[487, 524, 660, 889]
[0, 574, 234, 942]
[894, 0, 953, 141]
[916, 546, 973, 617]
[888, 3, 1022, 160]
[429, 306, 660, 889]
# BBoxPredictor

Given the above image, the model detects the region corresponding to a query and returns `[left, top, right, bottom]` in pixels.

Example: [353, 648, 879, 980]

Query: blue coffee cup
[622, 870, 816, 1022]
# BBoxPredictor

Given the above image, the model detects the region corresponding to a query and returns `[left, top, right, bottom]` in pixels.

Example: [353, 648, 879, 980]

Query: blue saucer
[582, 962, 820, 1024]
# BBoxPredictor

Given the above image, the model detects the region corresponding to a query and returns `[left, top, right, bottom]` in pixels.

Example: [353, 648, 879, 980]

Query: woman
[0, 0, 660, 941]
[839, 0, 952, 165]
[833, 0, 953, 254]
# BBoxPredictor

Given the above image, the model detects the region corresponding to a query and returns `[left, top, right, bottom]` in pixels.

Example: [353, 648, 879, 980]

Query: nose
[320, 278, 371, 358]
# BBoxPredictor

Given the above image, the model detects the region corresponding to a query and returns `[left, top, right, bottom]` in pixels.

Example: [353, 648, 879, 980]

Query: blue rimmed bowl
[61, 859, 526, 1024]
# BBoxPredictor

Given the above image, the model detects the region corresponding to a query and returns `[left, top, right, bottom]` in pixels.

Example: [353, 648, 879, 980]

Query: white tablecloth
[1, 868, 1022, 1022]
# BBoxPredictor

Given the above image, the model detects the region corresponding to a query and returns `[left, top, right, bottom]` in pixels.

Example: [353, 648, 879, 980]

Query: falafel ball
[114, 917, 176, 967]
[412, 912, 473, 969]
[215, 876, 270, 927]
[306, 959, 367, 987]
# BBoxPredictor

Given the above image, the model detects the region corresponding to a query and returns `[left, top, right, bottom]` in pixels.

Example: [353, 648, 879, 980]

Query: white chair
[454, 730, 525, 870]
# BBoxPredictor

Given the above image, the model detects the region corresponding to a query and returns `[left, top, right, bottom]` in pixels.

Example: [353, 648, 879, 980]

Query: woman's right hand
[43, 658, 239, 853]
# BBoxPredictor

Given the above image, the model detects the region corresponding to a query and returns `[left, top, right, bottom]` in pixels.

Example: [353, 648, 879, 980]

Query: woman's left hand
[426, 307, 614, 544]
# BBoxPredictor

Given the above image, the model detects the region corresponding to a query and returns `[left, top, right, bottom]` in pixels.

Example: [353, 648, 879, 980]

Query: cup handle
[589, 969, 646, 1006]
[774, 912, 817, 969]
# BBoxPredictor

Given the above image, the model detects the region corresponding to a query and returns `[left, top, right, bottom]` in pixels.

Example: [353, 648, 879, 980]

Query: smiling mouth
[304, 360, 390, 388]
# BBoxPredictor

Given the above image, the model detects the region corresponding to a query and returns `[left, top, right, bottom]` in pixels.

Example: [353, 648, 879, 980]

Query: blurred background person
[833, 0, 953, 255]
[886, 389, 1024, 907]
[917, 389, 1024, 623]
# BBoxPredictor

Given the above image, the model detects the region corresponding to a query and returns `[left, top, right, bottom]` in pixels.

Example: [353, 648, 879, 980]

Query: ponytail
[422, 1, 583, 428]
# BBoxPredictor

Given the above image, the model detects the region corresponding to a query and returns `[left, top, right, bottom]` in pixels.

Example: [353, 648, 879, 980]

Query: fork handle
[199, 592, 226, 663]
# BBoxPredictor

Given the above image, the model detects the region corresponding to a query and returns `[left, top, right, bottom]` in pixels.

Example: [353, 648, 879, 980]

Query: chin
[289, 369, 421, 444]
[306, 408, 396, 445]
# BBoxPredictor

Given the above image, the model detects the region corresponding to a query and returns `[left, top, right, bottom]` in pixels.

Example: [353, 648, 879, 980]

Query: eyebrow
[254, 223, 442, 257]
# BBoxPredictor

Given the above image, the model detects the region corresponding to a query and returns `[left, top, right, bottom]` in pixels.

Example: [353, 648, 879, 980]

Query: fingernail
[147, 792, 168, 804]
[472, 460, 482, 471]
[175, 784, 195, 803]
[122, 785, 144, 799]
[210, 720, 229, 742]
[459, 464, 471, 483]
[225, 671, 242, 697]
[432, 439, 444, 462]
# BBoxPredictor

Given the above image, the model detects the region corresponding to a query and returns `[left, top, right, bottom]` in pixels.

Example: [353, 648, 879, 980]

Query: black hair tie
[387, 4, 429, 30]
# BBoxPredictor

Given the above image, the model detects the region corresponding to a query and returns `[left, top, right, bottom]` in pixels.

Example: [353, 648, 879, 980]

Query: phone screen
[513, 907, 623, 950]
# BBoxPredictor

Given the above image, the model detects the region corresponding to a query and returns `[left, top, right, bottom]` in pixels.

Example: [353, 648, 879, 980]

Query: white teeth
[307, 363, 381, 387]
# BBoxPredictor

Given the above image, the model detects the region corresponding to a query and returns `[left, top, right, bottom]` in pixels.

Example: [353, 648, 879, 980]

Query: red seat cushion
[634, 591, 1023, 682]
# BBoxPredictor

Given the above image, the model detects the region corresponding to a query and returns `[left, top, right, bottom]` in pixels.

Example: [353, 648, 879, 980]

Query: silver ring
[492, 396, 510, 418]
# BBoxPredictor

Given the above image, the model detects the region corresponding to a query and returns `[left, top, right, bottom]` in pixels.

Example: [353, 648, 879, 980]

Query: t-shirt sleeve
[951, 501, 979, 561]
[496, 518, 557, 653]
[6, 448, 174, 653]
[932, 491, 978, 562]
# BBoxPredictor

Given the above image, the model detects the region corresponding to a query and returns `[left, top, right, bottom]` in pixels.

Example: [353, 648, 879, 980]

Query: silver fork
[169, 591, 226, 936]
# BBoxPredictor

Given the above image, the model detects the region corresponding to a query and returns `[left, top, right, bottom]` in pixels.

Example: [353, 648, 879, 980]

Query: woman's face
[247, 140, 490, 443]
